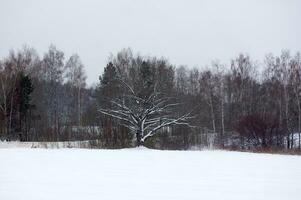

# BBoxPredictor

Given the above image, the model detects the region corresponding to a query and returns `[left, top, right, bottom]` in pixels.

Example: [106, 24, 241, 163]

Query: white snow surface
[0, 141, 97, 149]
[1, 147, 301, 200]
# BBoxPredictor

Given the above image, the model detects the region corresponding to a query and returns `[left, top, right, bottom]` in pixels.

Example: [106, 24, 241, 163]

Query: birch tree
[212, 61, 226, 147]
[65, 54, 87, 126]
[199, 70, 217, 134]
[42, 45, 65, 141]
[290, 52, 301, 148]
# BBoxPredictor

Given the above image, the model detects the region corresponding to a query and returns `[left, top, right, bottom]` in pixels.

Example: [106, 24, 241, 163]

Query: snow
[1, 147, 301, 200]
[0, 140, 98, 149]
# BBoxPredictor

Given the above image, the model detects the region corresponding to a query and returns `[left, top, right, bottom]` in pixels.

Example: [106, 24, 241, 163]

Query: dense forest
[1, 45, 301, 150]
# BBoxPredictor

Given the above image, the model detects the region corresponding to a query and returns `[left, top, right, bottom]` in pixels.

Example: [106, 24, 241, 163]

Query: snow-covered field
[1, 147, 301, 200]
[0, 140, 98, 149]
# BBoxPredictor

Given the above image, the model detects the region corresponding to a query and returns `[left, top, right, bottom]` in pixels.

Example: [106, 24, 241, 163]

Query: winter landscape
[1, 0, 301, 199]
[1, 145, 301, 200]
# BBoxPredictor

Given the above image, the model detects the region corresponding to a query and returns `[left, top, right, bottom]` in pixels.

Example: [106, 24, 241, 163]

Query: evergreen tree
[19, 73, 34, 116]
[15, 73, 34, 140]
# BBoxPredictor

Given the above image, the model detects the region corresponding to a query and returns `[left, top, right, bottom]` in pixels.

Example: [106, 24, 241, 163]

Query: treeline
[0, 45, 93, 142]
[1, 46, 301, 150]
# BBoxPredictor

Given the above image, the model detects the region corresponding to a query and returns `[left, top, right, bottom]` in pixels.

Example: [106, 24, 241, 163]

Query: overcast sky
[1, 0, 300, 85]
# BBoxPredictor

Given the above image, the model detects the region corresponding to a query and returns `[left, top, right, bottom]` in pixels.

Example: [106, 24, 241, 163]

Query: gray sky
[1, 0, 300, 85]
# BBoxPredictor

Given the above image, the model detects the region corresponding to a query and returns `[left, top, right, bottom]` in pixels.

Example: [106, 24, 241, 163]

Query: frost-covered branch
[141, 112, 195, 142]
[98, 75, 195, 146]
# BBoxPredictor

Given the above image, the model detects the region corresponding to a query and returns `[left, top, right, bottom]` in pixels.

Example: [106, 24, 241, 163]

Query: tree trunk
[284, 86, 291, 149]
[8, 94, 14, 138]
[0, 77, 8, 138]
[209, 94, 216, 134]
[78, 87, 81, 126]
[136, 130, 142, 147]
[298, 102, 301, 150]
[220, 81, 225, 148]
[296, 85, 301, 149]
[296, 90, 301, 149]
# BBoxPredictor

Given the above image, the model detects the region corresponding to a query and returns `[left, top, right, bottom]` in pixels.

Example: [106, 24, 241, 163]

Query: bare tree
[176, 66, 189, 95]
[212, 61, 226, 147]
[267, 51, 293, 148]
[199, 70, 217, 134]
[42, 45, 65, 141]
[65, 54, 87, 126]
[290, 52, 301, 149]
[0, 60, 9, 137]
[99, 79, 193, 146]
